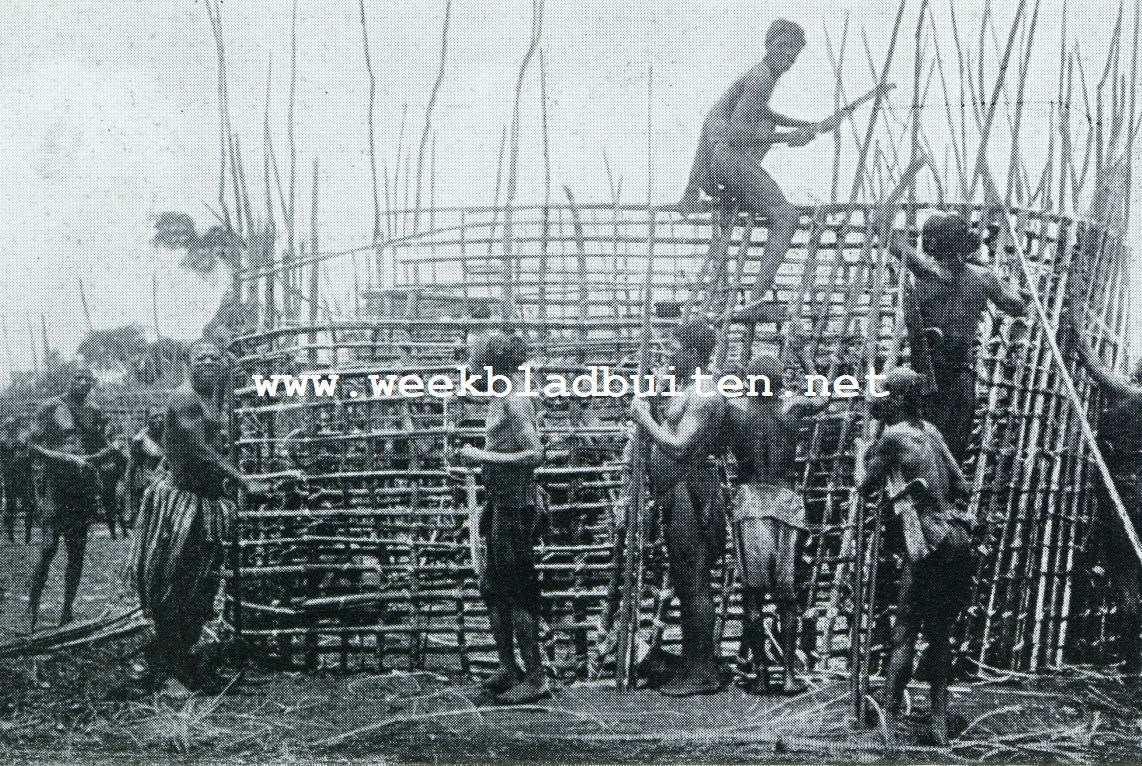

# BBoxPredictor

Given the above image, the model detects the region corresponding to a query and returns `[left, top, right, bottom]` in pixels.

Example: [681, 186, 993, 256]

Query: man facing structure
[19, 367, 117, 633]
[134, 340, 264, 692]
[724, 350, 827, 694]
[857, 368, 974, 746]
[456, 332, 549, 705]
[877, 184, 1028, 461]
[1064, 297, 1142, 673]
[629, 320, 727, 696]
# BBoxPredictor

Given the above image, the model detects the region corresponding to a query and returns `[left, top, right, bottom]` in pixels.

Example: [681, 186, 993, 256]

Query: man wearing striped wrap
[134, 340, 264, 692]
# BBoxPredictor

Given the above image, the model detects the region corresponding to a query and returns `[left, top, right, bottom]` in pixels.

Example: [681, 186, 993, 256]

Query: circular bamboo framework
[229, 201, 1129, 677]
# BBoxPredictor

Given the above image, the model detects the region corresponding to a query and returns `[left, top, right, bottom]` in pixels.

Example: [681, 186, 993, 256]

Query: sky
[0, 0, 1138, 378]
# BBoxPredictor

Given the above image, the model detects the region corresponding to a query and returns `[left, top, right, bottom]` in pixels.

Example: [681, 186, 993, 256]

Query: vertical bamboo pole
[413, 0, 452, 234]
[617, 67, 654, 691]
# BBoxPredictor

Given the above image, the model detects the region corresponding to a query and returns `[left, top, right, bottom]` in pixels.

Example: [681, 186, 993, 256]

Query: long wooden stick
[981, 166, 1142, 566]
[413, 0, 452, 234]
[617, 68, 655, 691]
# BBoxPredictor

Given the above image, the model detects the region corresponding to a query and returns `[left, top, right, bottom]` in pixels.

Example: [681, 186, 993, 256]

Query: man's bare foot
[481, 667, 522, 695]
[780, 676, 808, 696]
[494, 672, 550, 705]
[743, 675, 771, 695]
[59, 611, 74, 627]
[659, 664, 723, 697]
[924, 718, 950, 747]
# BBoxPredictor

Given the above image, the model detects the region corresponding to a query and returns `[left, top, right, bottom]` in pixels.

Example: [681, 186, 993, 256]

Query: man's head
[188, 339, 222, 391]
[670, 320, 717, 371]
[146, 407, 164, 435]
[746, 353, 784, 392]
[871, 368, 926, 422]
[922, 213, 981, 262]
[764, 19, 806, 75]
[468, 332, 528, 376]
[69, 367, 95, 401]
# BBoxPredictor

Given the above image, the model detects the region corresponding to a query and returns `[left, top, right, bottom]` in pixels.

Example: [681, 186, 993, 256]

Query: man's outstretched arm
[1066, 309, 1139, 400]
[986, 271, 1029, 317]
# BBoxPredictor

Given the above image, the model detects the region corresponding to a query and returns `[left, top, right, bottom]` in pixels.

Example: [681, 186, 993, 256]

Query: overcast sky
[0, 0, 1137, 377]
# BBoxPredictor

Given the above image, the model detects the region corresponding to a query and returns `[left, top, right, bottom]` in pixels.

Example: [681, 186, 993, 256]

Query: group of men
[459, 17, 1036, 745]
[8, 341, 262, 696]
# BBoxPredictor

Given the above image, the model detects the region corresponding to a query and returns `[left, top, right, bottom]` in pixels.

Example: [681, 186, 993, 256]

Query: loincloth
[133, 477, 234, 630]
[900, 514, 974, 625]
[730, 484, 807, 532]
[480, 500, 542, 610]
[732, 496, 802, 604]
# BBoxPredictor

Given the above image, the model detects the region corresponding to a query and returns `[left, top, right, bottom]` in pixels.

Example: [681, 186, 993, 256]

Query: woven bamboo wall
[228, 201, 1128, 677]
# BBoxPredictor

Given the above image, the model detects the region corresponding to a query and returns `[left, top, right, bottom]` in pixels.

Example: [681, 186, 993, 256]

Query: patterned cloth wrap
[729, 483, 808, 532]
[132, 473, 235, 627]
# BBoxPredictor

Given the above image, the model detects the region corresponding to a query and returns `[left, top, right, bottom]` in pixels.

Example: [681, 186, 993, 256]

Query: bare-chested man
[134, 340, 265, 692]
[125, 408, 165, 530]
[857, 368, 973, 746]
[881, 209, 1027, 461]
[456, 332, 548, 704]
[630, 320, 727, 696]
[724, 350, 827, 694]
[1064, 297, 1142, 673]
[20, 367, 118, 633]
[677, 19, 855, 306]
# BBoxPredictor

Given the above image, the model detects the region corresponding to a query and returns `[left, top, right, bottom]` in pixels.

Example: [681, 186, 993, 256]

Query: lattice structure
[227, 201, 1129, 677]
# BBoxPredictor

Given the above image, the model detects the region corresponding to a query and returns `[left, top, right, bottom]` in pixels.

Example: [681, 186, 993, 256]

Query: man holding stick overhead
[456, 332, 549, 704]
[876, 158, 1028, 462]
[857, 368, 974, 746]
[1064, 291, 1142, 673]
[630, 320, 727, 696]
[678, 18, 890, 306]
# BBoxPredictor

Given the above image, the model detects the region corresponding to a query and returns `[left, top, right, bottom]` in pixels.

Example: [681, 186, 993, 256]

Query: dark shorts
[480, 502, 542, 610]
[900, 517, 974, 631]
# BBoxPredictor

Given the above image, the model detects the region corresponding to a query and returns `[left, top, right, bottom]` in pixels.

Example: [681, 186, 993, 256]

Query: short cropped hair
[468, 332, 528, 373]
[766, 19, 806, 48]
[674, 320, 717, 363]
[882, 368, 926, 413]
[746, 353, 783, 389]
[922, 212, 981, 260]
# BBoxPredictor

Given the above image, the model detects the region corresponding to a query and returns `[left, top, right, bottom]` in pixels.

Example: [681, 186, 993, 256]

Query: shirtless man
[20, 367, 118, 632]
[1064, 294, 1142, 673]
[880, 207, 1027, 461]
[857, 368, 974, 746]
[677, 19, 851, 306]
[125, 408, 165, 530]
[456, 332, 548, 704]
[630, 320, 727, 696]
[134, 340, 264, 692]
[724, 350, 827, 694]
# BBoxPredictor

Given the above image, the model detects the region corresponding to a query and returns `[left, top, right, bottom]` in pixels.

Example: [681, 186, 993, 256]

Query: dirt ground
[4, 530, 1142, 764]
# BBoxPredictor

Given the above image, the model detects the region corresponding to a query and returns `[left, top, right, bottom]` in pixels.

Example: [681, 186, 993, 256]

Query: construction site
[3, 0, 1142, 761]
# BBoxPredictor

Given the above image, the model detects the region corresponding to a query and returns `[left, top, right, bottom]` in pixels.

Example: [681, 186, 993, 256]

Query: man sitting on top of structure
[677, 19, 861, 308]
[876, 162, 1028, 462]
[456, 332, 549, 704]
[858, 368, 974, 746]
